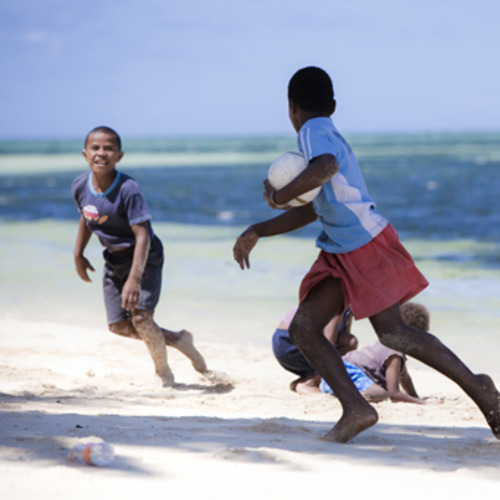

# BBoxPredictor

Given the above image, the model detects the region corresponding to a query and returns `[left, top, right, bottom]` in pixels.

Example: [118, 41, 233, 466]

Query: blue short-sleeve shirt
[297, 117, 388, 253]
[72, 171, 154, 253]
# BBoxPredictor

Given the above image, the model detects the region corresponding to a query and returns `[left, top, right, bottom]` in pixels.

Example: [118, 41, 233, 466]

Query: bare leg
[361, 384, 389, 403]
[290, 277, 378, 443]
[110, 320, 208, 375]
[162, 328, 208, 374]
[131, 310, 174, 387]
[370, 304, 500, 438]
[109, 319, 142, 340]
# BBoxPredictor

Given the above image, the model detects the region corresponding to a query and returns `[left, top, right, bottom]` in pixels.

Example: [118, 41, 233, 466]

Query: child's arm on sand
[233, 204, 317, 270]
[73, 215, 95, 282]
[385, 356, 425, 404]
[399, 365, 420, 398]
[121, 221, 151, 311]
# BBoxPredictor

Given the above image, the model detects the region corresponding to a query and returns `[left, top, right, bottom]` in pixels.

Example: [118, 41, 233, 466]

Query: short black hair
[288, 66, 334, 114]
[84, 126, 122, 150]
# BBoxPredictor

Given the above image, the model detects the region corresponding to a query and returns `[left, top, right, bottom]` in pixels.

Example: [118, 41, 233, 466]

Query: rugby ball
[267, 152, 321, 207]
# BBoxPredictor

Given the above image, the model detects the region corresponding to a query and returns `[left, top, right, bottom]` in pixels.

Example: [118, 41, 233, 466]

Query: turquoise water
[2, 132, 500, 242]
[1, 133, 500, 375]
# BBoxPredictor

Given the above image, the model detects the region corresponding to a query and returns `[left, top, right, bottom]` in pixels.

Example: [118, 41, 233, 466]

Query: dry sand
[1, 318, 499, 499]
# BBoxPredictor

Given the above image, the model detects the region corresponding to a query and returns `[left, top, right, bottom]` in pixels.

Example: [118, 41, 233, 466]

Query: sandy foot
[170, 329, 208, 374]
[322, 405, 379, 443]
[474, 373, 500, 438]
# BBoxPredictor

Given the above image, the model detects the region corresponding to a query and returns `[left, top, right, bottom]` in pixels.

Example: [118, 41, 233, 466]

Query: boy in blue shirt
[233, 67, 500, 442]
[72, 126, 209, 387]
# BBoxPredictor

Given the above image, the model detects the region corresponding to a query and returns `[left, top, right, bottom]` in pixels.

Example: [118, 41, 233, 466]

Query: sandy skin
[167, 329, 208, 374]
[471, 373, 500, 438]
[322, 404, 379, 443]
[2, 317, 500, 497]
[321, 373, 500, 444]
[110, 312, 210, 387]
[320, 373, 500, 443]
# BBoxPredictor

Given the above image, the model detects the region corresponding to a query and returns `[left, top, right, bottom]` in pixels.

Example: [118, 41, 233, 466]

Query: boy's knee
[109, 321, 126, 335]
[377, 326, 416, 354]
[131, 310, 154, 330]
[289, 318, 311, 348]
[377, 330, 396, 348]
[289, 310, 323, 348]
[109, 320, 140, 339]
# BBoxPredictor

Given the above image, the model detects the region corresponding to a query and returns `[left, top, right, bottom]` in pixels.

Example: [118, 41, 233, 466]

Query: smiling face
[82, 131, 124, 179]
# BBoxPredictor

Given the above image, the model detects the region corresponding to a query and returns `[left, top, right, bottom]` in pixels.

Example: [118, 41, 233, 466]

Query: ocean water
[1, 132, 500, 375]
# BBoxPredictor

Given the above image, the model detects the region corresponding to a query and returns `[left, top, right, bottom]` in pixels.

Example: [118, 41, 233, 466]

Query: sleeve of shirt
[71, 173, 87, 213]
[298, 123, 337, 163]
[122, 178, 152, 226]
[376, 343, 406, 372]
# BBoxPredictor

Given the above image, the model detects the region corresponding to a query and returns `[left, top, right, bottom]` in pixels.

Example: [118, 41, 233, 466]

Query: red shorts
[299, 224, 429, 319]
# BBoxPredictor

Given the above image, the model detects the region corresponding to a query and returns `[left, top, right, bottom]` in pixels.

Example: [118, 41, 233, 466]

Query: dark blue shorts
[271, 328, 316, 378]
[272, 309, 351, 379]
[102, 235, 164, 325]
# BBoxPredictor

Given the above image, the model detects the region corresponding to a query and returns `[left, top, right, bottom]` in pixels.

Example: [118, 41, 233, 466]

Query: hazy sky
[1, 0, 499, 139]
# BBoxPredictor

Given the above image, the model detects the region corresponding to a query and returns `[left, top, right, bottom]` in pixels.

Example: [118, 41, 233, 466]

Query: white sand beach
[1, 220, 500, 498]
[1, 315, 499, 499]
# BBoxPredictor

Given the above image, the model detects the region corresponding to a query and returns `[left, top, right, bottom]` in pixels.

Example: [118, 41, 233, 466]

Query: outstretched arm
[233, 203, 317, 270]
[73, 215, 95, 282]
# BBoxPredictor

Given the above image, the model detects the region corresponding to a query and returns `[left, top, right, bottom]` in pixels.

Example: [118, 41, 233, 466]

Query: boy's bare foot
[170, 329, 208, 374]
[472, 374, 500, 438]
[322, 404, 378, 443]
[158, 368, 175, 387]
[202, 370, 233, 386]
[296, 380, 322, 395]
[290, 375, 322, 395]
